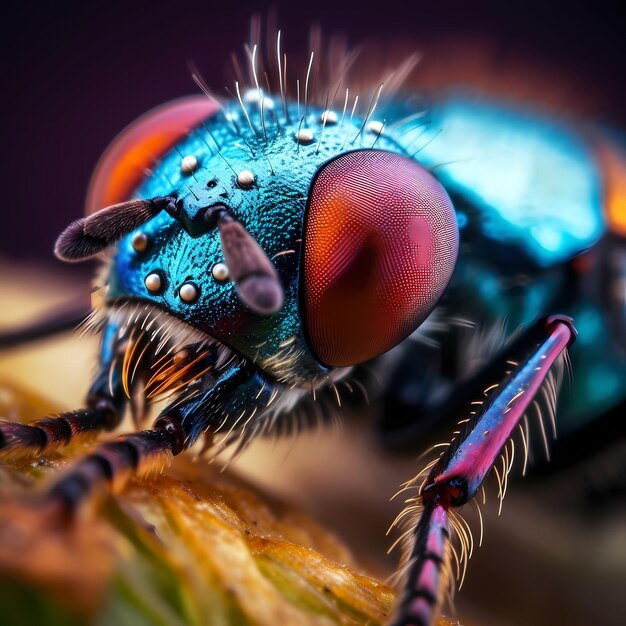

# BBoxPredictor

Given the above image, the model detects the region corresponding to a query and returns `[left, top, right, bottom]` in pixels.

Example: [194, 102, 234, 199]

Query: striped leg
[392, 501, 450, 626]
[391, 316, 576, 626]
[44, 428, 175, 519]
[0, 400, 121, 461]
[40, 363, 275, 520]
[0, 320, 127, 461]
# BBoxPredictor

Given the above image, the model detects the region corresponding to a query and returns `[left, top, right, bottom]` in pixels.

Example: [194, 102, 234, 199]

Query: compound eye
[302, 150, 459, 367]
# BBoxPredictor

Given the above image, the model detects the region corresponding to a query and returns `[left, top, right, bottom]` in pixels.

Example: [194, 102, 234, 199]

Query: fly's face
[89, 98, 459, 398]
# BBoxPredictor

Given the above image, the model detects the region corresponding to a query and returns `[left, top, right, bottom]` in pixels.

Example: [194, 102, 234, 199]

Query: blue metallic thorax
[108, 99, 405, 381]
[391, 97, 605, 267]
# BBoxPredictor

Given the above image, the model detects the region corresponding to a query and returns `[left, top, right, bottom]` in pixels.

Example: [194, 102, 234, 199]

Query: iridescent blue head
[55, 88, 458, 407]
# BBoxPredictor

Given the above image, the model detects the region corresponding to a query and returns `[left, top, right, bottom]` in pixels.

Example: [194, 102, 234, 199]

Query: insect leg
[381, 315, 568, 454]
[391, 500, 450, 626]
[39, 363, 274, 519]
[0, 319, 127, 460]
[391, 315, 576, 626]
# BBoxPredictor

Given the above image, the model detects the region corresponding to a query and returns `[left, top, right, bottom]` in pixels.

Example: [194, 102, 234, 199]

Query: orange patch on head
[85, 96, 219, 214]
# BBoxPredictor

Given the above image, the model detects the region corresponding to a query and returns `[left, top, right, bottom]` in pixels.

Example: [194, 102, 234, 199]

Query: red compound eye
[302, 150, 459, 367]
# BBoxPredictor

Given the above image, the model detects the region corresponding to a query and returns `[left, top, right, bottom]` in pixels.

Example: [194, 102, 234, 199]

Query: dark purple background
[2, 0, 626, 267]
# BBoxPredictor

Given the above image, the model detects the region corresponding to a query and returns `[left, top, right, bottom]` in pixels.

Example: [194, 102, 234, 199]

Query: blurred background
[1, 1, 626, 625]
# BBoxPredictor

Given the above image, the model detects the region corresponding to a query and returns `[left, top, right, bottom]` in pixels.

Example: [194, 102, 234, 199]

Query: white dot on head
[212, 262, 229, 282]
[181, 155, 199, 175]
[132, 232, 148, 252]
[295, 128, 314, 144]
[179, 282, 199, 303]
[367, 121, 384, 135]
[263, 97, 275, 110]
[145, 272, 162, 294]
[244, 88, 263, 103]
[320, 110, 338, 125]
[237, 170, 255, 187]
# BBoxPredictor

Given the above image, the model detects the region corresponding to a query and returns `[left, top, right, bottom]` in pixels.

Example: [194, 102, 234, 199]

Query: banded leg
[391, 315, 576, 626]
[41, 363, 275, 519]
[0, 401, 121, 461]
[0, 320, 127, 460]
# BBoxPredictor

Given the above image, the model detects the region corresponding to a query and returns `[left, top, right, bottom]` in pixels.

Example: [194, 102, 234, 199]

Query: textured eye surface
[302, 150, 459, 367]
